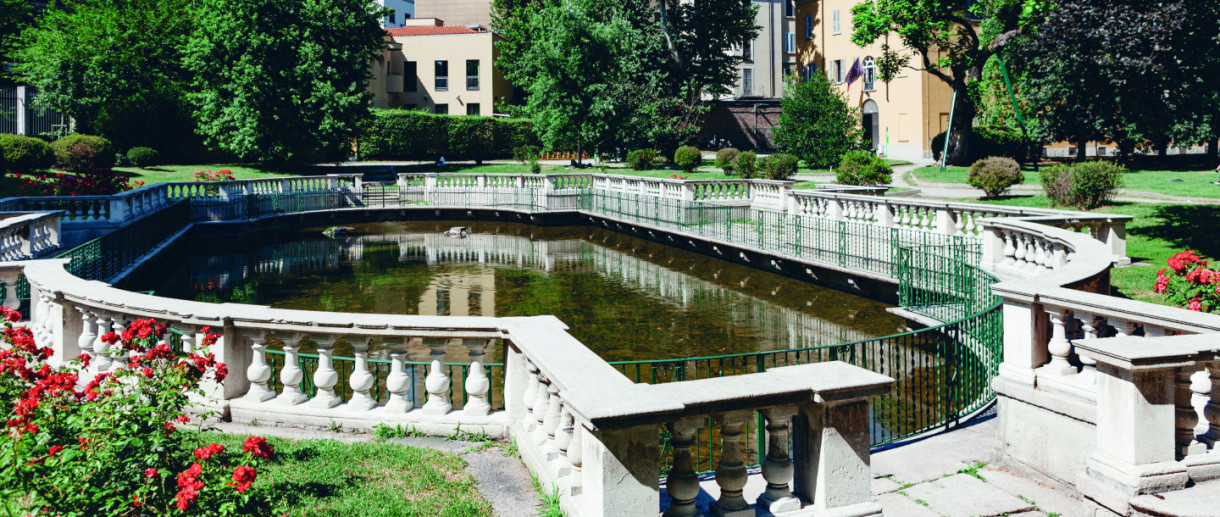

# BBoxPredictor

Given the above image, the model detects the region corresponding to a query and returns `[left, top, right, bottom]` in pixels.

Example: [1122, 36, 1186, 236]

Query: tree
[773, 74, 862, 169]
[14, 0, 197, 153]
[184, 0, 385, 163]
[492, 0, 759, 155]
[0, 0, 37, 82]
[851, 0, 993, 165]
[1017, 1, 1220, 163]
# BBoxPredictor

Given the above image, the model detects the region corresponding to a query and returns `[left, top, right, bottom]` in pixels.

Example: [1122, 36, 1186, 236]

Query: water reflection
[122, 221, 905, 362]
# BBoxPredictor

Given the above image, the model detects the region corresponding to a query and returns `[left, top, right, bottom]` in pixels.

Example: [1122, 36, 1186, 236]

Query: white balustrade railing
[0, 211, 61, 261]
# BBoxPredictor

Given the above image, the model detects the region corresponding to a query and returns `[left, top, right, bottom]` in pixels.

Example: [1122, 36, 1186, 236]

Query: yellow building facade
[367, 19, 514, 116]
[794, 0, 955, 160]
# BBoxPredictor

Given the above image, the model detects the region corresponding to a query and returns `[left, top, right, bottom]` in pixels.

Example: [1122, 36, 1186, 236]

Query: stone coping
[1075, 334, 1220, 371]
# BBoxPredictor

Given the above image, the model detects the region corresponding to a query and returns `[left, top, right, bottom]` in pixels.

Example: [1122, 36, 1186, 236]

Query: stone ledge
[994, 373, 1097, 424]
[228, 399, 512, 438]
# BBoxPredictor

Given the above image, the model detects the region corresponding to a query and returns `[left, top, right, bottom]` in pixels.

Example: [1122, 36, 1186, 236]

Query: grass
[201, 431, 494, 516]
[530, 470, 565, 517]
[914, 164, 1220, 199]
[115, 163, 293, 184]
[798, 158, 912, 175]
[956, 461, 986, 480]
[959, 194, 1219, 305]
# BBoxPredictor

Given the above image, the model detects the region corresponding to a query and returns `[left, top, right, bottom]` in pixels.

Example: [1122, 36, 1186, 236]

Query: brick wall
[697, 100, 782, 151]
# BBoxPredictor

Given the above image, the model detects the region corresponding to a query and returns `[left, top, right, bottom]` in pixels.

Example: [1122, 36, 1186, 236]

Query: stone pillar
[0, 270, 20, 312]
[934, 208, 955, 234]
[1174, 367, 1206, 458]
[998, 300, 1041, 386]
[214, 323, 250, 401]
[504, 347, 528, 420]
[1202, 364, 1220, 447]
[580, 425, 661, 517]
[1102, 222, 1128, 260]
[1078, 355, 1190, 515]
[793, 401, 882, 516]
[1038, 308, 1076, 376]
[309, 336, 342, 409]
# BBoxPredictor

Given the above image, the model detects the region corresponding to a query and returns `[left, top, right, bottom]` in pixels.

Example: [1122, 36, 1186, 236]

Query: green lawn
[799, 158, 912, 176]
[916, 165, 1220, 198]
[199, 432, 494, 517]
[960, 194, 1218, 304]
[115, 164, 292, 184]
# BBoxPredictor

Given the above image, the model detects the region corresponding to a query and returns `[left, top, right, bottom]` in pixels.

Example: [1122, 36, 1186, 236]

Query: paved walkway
[680, 413, 1088, 517]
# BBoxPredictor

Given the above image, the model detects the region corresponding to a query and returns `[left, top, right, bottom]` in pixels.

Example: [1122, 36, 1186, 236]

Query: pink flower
[145, 468, 159, 478]
[1188, 298, 1203, 312]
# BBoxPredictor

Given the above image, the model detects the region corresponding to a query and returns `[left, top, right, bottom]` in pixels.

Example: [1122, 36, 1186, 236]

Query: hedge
[0, 134, 55, 174]
[360, 109, 538, 162]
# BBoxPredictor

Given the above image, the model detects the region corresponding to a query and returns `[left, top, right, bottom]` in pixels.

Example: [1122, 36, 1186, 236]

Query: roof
[385, 26, 484, 37]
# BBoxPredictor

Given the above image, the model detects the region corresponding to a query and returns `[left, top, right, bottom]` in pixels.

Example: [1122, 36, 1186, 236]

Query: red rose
[243, 436, 274, 460]
[195, 443, 224, 461]
[229, 465, 257, 493]
[47, 445, 63, 457]
[145, 468, 158, 478]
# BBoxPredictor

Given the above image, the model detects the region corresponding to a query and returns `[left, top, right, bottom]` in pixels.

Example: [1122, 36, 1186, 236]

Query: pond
[120, 221, 905, 363]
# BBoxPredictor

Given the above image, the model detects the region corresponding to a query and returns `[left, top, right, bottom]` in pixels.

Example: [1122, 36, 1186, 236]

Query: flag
[845, 57, 863, 92]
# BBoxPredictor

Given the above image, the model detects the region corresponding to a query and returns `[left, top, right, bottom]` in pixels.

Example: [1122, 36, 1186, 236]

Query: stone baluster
[1002, 230, 1017, 266]
[1040, 309, 1075, 376]
[31, 292, 48, 344]
[1201, 364, 1220, 447]
[179, 325, 197, 354]
[758, 407, 800, 512]
[243, 332, 275, 402]
[663, 418, 704, 517]
[1, 271, 19, 312]
[954, 210, 966, 236]
[523, 362, 541, 430]
[108, 313, 129, 369]
[1079, 318, 1099, 382]
[1012, 233, 1028, 269]
[553, 406, 576, 477]
[348, 337, 377, 411]
[1052, 242, 1068, 269]
[532, 374, 551, 440]
[1176, 367, 1206, 459]
[422, 338, 452, 414]
[309, 336, 341, 409]
[920, 208, 932, 231]
[91, 312, 112, 371]
[384, 338, 413, 412]
[1190, 367, 1212, 439]
[77, 307, 98, 365]
[964, 211, 977, 236]
[464, 339, 492, 416]
[710, 411, 751, 517]
[1023, 235, 1039, 271]
[276, 336, 308, 405]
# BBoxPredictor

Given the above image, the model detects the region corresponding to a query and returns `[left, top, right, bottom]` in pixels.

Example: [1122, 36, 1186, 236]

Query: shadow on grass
[1128, 204, 1220, 260]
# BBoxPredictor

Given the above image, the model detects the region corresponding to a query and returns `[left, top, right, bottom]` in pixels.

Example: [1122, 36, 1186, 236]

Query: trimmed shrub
[359, 109, 537, 161]
[50, 134, 115, 172]
[759, 153, 799, 180]
[735, 151, 757, 179]
[126, 147, 160, 168]
[513, 145, 541, 164]
[626, 149, 658, 171]
[968, 156, 1023, 199]
[773, 72, 862, 168]
[715, 148, 740, 174]
[673, 146, 703, 173]
[0, 134, 54, 174]
[836, 151, 893, 186]
[1041, 161, 1125, 209]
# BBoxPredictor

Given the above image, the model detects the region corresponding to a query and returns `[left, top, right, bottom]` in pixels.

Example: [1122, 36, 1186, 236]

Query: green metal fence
[57, 200, 192, 282]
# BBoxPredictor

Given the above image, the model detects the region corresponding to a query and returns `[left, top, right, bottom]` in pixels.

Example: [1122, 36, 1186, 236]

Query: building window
[786, 0, 794, 17]
[785, 32, 795, 53]
[833, 59, 843, 83]
[742, 68, 753, 96]
[405, 61, 417, 92]
[832, 10, 841, 35]
[435, 103, 448, 115]
[386, 9, 396, 25]
[742, 39, 753, 62]
[805, 15, 813, 39]
[467, 103, 480, 116]
[863, 57, 876, 91]
[435, 60, 448, 91]
[784, 61, 796, 78]
[466, 59, 479, 90]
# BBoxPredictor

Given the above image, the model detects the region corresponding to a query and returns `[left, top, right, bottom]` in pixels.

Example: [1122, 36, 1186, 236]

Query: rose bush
[0, 312, 275, 515]
[8, 169, 143, 196]
[1154, 250, 1220, 313]
[194, 169, 236, 182]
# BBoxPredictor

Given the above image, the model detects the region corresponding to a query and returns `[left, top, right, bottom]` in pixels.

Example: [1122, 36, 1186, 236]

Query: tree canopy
[183, 0, 386, 163]
[14, 0, 196, 152]
[773, 73, 862, 169]
[492, 0, 759, 155]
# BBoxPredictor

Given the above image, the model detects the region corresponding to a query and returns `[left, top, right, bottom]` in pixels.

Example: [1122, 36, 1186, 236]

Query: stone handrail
[0, 211, 61, 262]
[12, 257, 893, 517]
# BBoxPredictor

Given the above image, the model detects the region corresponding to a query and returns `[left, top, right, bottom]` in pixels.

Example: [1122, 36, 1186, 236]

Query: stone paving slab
[876, 492, 941, 517]
[1130, 478, 1220, 517]
[463, 448, 539, 517]
[902, 474, 1036, 517]
[872, 475, 904, 495]
[978, 466, 1087, 517]
[871, 418, 1000, 485]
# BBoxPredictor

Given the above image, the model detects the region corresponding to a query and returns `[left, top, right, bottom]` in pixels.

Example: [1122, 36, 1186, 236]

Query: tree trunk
[1075, 140, 1087, 163]
[945, 91, 976, 166]
[1207, 137, 1218, 166]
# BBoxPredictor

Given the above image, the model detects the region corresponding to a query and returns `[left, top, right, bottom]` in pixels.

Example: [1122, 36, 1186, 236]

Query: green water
[123, 221, 904, 362]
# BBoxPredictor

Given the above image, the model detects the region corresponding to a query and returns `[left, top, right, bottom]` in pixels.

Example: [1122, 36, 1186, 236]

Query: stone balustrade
[10, 257, 894, 517]
[0, 211, 61, 262]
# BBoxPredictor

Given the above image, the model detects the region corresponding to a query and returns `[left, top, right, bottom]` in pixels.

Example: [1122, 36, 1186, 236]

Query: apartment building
[732, 0, 799, 99]
[794, 0, 955, 160]
[414, 0, 491, 28]
[378, 0, 416, 29]
[367, 19, 515, 116]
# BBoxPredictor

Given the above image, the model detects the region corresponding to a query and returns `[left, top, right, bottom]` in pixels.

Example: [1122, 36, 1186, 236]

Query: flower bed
[1155, 250, 1220, 312]
[0, 311, 275, 515]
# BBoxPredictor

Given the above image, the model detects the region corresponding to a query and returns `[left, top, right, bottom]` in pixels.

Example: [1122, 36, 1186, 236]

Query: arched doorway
[862, 100, 880, 152]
